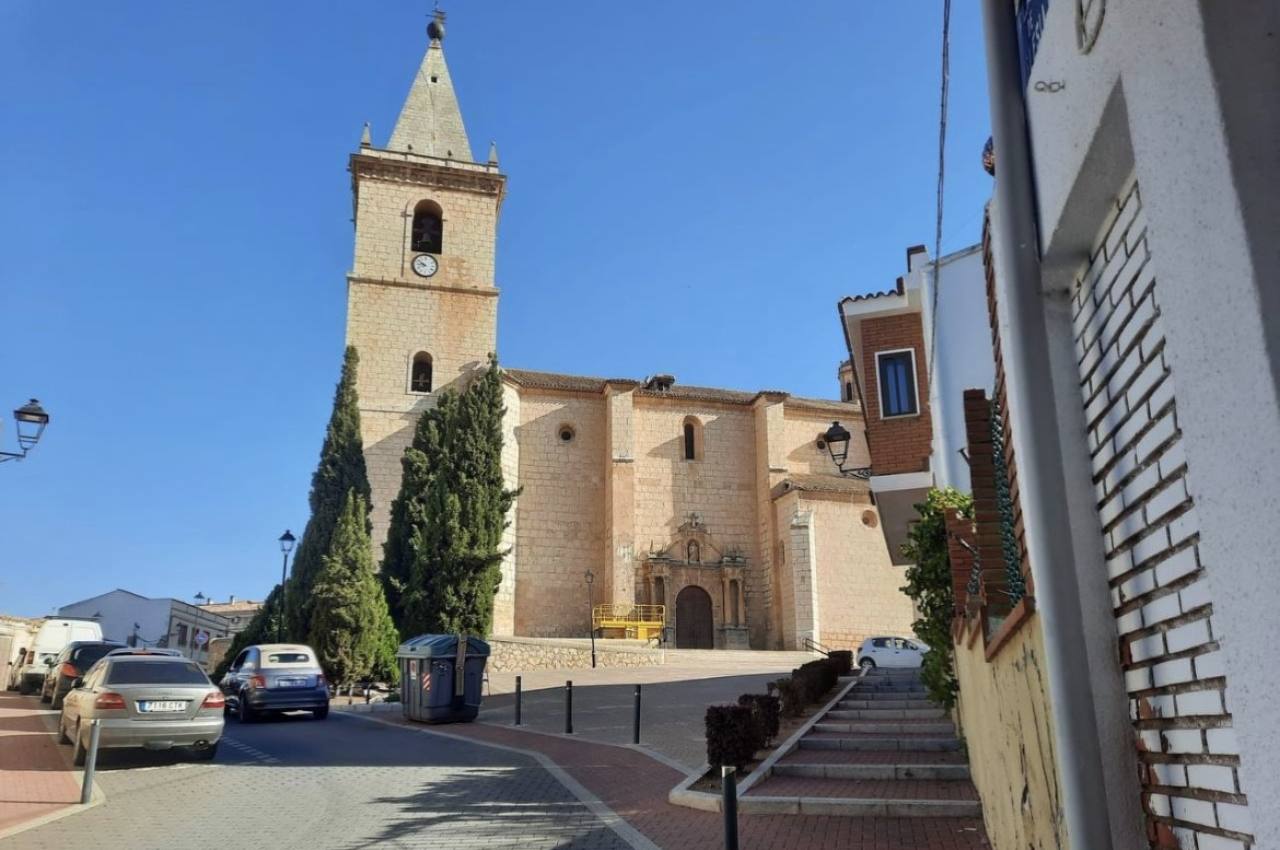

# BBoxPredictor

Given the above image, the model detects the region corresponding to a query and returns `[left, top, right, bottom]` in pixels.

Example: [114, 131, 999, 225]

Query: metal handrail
[803, 636, 832, 656]
[592, 603, 666, 628]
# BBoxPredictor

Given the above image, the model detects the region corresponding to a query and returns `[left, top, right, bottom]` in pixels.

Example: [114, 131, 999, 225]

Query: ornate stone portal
[642, 514, 751, 649]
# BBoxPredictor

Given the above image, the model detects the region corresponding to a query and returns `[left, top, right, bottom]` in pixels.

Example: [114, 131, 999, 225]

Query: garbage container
[397, 634, 490, 723]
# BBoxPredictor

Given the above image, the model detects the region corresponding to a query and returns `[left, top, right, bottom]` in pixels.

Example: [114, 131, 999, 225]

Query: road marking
[219, 736, 281, 765]
[343, 712, 661, 850]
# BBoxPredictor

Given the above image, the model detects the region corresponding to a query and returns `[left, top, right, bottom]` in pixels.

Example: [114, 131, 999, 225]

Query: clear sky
[0, 2, 993, 617]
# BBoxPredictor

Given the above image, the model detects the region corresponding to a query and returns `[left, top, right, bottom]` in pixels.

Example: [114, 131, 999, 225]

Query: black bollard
[633, 684, 642, 745]
[722, 765, 739, 850]
[565, 680, 573, 734]
[514, 675, 522, 726]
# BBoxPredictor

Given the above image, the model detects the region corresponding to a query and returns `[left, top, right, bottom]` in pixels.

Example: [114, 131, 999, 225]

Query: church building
[343, 14, 913, 650]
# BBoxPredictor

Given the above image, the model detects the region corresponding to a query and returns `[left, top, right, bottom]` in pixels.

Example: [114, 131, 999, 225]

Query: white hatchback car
[856, 636, 930, 670]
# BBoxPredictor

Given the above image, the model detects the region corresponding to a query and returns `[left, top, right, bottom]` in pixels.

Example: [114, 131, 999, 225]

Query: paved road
[1, 710, 632, 850]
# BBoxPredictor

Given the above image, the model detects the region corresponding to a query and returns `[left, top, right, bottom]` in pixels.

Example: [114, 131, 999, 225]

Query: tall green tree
[308, 490, 401, 687]
[384, 357, 516, 636]
[287, 346, 372, 639]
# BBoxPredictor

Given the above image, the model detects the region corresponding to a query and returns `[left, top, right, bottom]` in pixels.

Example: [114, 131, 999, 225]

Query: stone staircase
[745, 668, 984, 818]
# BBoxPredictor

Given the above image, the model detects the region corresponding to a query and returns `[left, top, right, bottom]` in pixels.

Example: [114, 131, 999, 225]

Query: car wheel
[191, 741, 219, 761]
[18, 679, 34, 696]
[313, 704, 329, 720]
[51, 690, 65, 711]
[57, 716, 71, 745]
[237, 692, 256, 723]
[859, 657, 876, 672]
[72, 724, 87, 767]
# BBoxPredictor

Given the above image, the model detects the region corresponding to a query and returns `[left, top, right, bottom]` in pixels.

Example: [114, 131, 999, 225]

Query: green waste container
[398, 635, 489, 723]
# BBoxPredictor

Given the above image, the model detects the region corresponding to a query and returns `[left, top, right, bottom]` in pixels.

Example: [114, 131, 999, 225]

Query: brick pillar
[962, 389, 1011, 622]
[943, 509, 976, 618]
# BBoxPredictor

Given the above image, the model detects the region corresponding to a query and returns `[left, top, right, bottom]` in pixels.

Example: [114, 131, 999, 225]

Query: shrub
[705, 704, 763, 769]
[773, 676, 806, 718]
[796, 658, 838, 702]
[738, 693, 781, 745]
[829, 650, 853, 676]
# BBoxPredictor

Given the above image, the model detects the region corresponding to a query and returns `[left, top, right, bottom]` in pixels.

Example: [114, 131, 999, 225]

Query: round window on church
[558, 424, 576, 443]
[861, 509, 879, 529]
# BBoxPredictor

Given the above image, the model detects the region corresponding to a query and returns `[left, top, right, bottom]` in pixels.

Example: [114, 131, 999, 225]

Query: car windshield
[71, 645, 120, 667]
[106, 660, 209, 685]
[266, 652, 310, 664]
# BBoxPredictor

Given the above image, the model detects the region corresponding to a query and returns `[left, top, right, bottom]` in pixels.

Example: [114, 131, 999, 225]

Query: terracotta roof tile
[772, 473, 872, 499]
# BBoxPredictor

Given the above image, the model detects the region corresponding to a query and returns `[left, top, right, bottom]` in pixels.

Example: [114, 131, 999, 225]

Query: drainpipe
[980, 3, 1115, 850]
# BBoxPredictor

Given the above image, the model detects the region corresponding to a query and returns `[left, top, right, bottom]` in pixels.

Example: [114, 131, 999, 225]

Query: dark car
[40, 640, 126, 709]
[219, 644, 329, 722]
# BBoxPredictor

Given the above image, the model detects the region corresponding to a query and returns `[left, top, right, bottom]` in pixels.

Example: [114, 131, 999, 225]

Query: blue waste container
[397, 635, 489, 723]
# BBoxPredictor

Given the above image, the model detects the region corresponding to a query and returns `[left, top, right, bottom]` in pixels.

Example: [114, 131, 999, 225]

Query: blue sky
[0, 2, 992, 617]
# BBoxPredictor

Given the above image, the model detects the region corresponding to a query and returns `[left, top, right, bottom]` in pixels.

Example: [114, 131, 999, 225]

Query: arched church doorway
[675, 586, 714, 649]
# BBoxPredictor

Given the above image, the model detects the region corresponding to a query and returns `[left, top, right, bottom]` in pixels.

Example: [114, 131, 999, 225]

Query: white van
[10, 618, 103, 694]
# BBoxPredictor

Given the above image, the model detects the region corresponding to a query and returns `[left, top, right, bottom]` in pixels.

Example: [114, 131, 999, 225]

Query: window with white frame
[875, 349, 919, 417]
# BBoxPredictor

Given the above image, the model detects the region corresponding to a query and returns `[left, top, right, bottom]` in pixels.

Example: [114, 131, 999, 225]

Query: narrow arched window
[844, 381, 854, 402]
[411, 200, 443, 254]
[410, 351, 433, 393]
[687, 540, 701, 563]
[682, 416, 702, 461]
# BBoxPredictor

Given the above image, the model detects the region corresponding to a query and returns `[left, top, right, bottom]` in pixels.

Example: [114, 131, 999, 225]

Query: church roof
[502, 367, 860, 411]
[772, 474, 872, 500]
[387, 13, 474, 161]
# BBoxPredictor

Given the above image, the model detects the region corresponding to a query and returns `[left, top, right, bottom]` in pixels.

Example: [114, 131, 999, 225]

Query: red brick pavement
[0, 693, 81, 835]
[400, 718, 989, 850]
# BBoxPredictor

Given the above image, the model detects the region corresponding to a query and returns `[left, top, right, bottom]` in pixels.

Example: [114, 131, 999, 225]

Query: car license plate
[278, 679, 306, 688]
[138, 701, 187, 713]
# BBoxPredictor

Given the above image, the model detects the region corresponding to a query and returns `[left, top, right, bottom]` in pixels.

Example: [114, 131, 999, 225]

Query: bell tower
[344, 10, 506, 551]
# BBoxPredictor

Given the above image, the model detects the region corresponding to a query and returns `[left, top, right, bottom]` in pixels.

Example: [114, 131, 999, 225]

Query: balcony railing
[1017, 0, 1050, 88]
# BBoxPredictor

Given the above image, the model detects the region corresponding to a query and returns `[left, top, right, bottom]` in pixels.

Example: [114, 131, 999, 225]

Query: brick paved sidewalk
[0, 693, 83, 835]
[386, 716, 989, 850]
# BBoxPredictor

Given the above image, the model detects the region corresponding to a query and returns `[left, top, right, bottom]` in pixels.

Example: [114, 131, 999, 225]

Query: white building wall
[58, 591, 169, 646]
[1011, 1, 1279, 845]
[915, 245, 992, 492]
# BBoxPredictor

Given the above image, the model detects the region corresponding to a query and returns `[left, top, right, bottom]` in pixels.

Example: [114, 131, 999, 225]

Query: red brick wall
[861, 313, 932, 476]
[962, 389, 1012, 623]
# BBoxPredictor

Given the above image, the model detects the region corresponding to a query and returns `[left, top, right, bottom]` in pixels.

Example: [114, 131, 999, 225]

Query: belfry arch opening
[411, 200, 443, 254]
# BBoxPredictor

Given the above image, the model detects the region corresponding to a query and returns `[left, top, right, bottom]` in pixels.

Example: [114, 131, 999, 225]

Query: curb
[668, 670, 867, 813]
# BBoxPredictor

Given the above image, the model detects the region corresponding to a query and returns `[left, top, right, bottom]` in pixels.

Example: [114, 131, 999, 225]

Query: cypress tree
[387, 357, 516, 637]
[287, 346, 372, 639]
[308, 490, 401, 688]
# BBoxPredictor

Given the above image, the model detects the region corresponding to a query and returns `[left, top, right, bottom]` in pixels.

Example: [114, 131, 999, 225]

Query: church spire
[387, 9, 473, 160]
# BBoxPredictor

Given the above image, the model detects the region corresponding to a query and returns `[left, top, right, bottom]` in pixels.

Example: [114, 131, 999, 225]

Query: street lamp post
[0, 399, 50, 463]
[822, 421, 872, 480]
[278, 530, 296, 643]
[193, 592, 210, 668]
[584, 570, 597, 669]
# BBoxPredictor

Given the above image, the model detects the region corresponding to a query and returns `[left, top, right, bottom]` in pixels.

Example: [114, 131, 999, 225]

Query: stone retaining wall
[487, 637, 663, 672]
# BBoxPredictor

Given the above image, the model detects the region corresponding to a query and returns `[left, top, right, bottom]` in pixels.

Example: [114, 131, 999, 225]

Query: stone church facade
[343, 15, 912, 650]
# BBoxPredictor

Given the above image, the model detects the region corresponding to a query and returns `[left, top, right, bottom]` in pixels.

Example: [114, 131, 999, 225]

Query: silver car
[58, 655, 225, 764]
[219, 643, 329, 721]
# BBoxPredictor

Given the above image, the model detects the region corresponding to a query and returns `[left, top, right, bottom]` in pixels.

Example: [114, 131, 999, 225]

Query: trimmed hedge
[772, 676, 805, 717]
[829, 650, 853, 676]
[705, 704, 761, 769]
[738, 693, 781, 745]
[796, 658, 838, 702]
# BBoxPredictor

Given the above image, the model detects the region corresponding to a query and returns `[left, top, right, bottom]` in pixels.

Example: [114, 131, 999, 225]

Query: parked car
[40, 640, 126, 709]
[10, 618, 103, 695]
[856, 636, 930, 670]
[58, 654, 224, 764]
[219, 643, 328, 722]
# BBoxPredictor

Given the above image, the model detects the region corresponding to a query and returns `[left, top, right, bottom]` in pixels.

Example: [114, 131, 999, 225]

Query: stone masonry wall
[807, 495, 913, 650]
[512, 391, 606, 638]
[487, 637, 661, 673]
[346, 162, 502, 554]
[632, 398, 760, 641]
[1074, 182, 1254, 848]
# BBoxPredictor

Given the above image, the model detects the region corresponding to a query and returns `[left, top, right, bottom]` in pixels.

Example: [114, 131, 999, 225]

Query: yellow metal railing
[592, 604, 666, 641]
